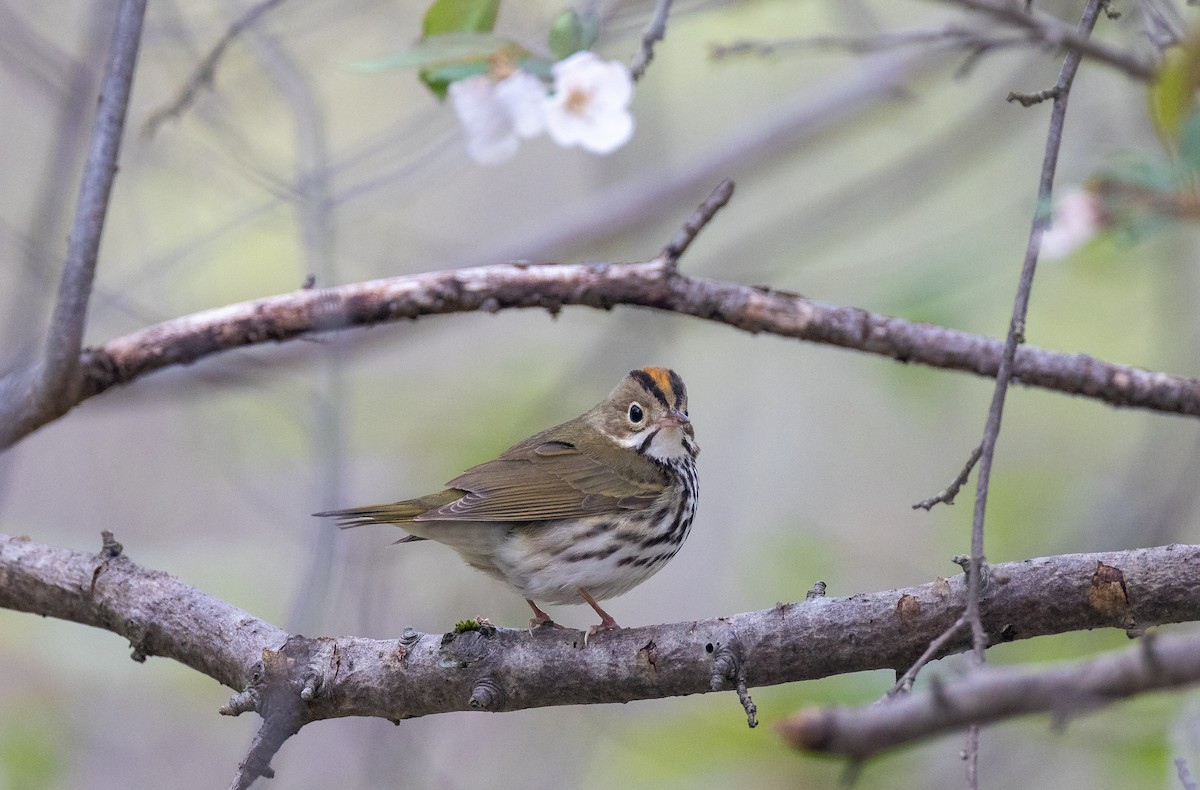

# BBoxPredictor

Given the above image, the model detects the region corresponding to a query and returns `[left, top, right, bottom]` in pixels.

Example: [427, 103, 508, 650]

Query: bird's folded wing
[420, 440, 664, 522]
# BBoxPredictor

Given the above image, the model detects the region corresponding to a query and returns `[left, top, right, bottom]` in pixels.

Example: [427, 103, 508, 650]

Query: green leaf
[547, 9, 598, 60]
[353, 32, 515, 71]
[420, 61, 490, 99]
[423, 0, 500, 36]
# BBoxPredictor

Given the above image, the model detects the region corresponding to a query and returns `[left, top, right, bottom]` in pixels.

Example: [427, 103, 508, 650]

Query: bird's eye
[628, 403, 644, 424]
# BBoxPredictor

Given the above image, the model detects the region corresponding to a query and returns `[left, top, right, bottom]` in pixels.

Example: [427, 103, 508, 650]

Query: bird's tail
[312, 502, 427, 530]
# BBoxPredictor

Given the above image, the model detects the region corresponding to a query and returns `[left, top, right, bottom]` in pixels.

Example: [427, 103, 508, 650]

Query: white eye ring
[628, 402, 644, 424]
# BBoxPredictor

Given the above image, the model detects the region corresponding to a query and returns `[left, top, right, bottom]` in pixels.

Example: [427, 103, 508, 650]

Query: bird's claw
[583, 618, 621, 646]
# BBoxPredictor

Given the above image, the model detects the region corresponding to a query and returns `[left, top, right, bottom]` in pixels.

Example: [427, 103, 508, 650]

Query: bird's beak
[658, 408, 690, 428]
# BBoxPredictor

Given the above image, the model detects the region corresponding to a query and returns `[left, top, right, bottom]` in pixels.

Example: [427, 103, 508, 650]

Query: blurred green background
[2, 1, 1199, 788]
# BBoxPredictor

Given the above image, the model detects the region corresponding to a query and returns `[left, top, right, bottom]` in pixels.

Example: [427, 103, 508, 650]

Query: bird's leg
[578, 587, 621, 645]
[526, 599, 562, 633]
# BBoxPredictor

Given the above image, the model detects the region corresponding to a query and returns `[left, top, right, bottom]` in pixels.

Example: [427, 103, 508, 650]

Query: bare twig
[710, 26, 1023, 59]
[913, 445, 982, 510]
[959, 1, 1104, 780]
[661, 178, 735, 265]
[34, 0, 145, 416]
[886, 614, 968, 697]
[936, 0, 1156, 80]
[143, 0, 287, 136]
[780, 630, 1200, 758]
[630, 0, 673, 80]
[711, 3, 1154, 79]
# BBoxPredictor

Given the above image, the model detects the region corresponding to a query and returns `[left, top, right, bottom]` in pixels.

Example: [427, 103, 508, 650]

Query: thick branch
[0, 534, 286, 687]
[779, 628, 1200, 758]
[80, 266, 1200, 406]
[4, 534, 1199, 719]
[0, 261, 1194, 449]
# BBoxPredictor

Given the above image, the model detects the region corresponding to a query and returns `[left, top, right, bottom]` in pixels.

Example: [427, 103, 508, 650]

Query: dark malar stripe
[636, 428, 659, 455]
[629, 369, 671, 407]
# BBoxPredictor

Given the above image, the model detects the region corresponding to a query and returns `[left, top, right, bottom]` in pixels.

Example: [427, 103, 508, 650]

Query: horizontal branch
[0, 258, 1195, 449]
[6, 533, 1198, 783]
[88, 262, 1200, 406]
[779, 628, 1200, 758]
[4, 534, 1199, 716]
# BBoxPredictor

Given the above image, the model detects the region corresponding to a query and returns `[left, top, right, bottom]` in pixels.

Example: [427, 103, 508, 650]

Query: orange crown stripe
[641, 367, 675, 396]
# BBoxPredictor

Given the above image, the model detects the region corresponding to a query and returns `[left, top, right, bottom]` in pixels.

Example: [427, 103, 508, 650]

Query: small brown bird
[316, 367, 698, 639]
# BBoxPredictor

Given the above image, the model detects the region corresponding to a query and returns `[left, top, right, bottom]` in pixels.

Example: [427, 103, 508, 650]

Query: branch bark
[7, 534, 1197, 784]
[0, 258, 1196, 450]
[3, 534, 1197, 715]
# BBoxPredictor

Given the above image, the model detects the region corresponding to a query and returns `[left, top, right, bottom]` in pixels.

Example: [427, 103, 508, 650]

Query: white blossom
[494, 70, 547, 138]
[448, 71, 548, 165]
[543, 51, 634, 155]
[1042, 189, 1104, 259]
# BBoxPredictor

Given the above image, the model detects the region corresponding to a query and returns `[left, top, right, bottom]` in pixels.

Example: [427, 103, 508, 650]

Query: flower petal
[449, 75, 519, 164]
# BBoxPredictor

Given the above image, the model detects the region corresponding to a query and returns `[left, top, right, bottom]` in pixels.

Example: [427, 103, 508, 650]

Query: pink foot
[578, 588, 622, 646]
[584, 616, 621, 646]
[526, 599, 565, 633]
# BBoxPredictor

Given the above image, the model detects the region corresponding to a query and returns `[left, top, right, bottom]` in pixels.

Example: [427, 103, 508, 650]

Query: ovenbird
[316, 367, 698, 639]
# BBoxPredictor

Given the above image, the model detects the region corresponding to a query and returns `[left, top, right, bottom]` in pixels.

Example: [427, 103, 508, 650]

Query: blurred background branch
[780, 627, 1200, 758]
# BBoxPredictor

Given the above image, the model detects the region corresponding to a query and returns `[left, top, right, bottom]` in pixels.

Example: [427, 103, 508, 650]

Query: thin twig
[913, 445, 982, 510]
[710, 26, 1022, 59]
[629, 0, 673, 80]
[39, 0, 145, 411]
[885, 614, 968, 697]
[960, 0, 1104, 782]
[661, 178, 735, 266]
[143, 0, 287, 136]
[937, 0, 1155, 80]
